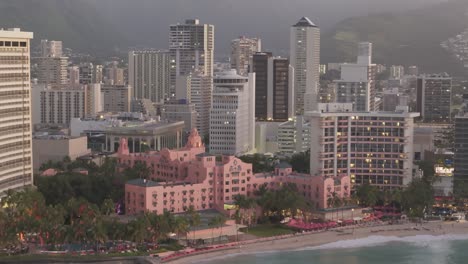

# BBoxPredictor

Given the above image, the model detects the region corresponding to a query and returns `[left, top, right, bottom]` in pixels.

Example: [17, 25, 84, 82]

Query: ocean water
[201, 235, 468, 264]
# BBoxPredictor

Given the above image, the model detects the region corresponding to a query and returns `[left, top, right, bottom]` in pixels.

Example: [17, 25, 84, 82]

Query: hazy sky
[90, 0, 447, 55]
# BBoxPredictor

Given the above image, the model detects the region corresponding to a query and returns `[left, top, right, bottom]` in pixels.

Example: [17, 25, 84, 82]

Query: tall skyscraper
[416, 73, 452, 123]
[251, 52, 294, 121]
[128, 50, 171, 103]
[335, 42, 376, 111]
[290, 17, 320, 114]
[40, 39, 62, 58]
[0, 28, 34, 194]
[169, 19, 214, 86]
[210, 70, 255, 155]
[230, 36, 261, 76]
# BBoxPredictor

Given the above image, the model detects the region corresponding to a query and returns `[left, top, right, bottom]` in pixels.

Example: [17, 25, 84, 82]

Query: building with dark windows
[416, 73, 452, 123]
[251, 52, 294, 121]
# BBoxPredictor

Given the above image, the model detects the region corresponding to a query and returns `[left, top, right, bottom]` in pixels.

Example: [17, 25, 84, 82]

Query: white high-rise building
[290, 17, 320, 114]
[335, 42, 376, 111]
[0, 28, 34, 194]
[230, 36, 261, 76]
[210, 70, 255, 155]
[128, 50, 171, 103]
[307, 103, 419, 189]
[169, 19, 214, 90]
[40, 39, 62, 58]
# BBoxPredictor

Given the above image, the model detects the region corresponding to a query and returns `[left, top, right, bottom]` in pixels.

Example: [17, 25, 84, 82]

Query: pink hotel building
[122, 129, 350, 215]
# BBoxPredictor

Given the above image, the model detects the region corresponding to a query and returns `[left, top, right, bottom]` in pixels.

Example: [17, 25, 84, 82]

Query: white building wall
[0, 28, 34, 194]
[209, 70, 255, 155]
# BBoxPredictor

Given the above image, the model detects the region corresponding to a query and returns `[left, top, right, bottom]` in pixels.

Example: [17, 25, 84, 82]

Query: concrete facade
[335, 42, 376, 112]
[230, 36, 261, 76]
[277, 116, 311, 155]
[209, 70, 256, 155]
[102, 84, 132, 113]
[169, 19, 214, 87]
[161, 100, 197, 133]
[32, 135, 91, 172]
[32, 84, 102, 125]
[290, 17, 320, 114]
[0, 28, 34, 194]
[128, 50, 171, 103]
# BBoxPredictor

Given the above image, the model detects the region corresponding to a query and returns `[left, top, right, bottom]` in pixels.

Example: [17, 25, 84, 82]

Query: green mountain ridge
[321, 0, 468, 76]
[0, 0, 126, 55]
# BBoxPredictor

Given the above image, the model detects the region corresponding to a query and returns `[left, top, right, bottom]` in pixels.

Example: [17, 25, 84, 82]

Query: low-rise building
[32, 134, 91, 172]
[122, 129, 350, 215]
[104, 120, 184, 153]
[70, 114, 184, 153]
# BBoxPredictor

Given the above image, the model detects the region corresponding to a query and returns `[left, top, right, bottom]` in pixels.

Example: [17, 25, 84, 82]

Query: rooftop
[293, 17, 318, 28]
[196, 153, 217, 158]
[275, 161, 292, 169]
[127, 178, 160, 187]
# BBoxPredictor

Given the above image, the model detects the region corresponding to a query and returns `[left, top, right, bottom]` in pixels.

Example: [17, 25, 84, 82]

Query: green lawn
[240, 224, 295, 237]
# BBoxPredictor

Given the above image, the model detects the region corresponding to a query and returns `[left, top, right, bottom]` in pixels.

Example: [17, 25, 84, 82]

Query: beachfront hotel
[121, 128, 350, 215]
[306, 103, 420, 189]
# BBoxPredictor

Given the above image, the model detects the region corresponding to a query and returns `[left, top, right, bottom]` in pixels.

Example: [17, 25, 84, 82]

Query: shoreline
[163, 221, 468, 264]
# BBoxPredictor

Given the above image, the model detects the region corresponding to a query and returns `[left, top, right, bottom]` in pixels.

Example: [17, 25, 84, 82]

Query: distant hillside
[0, 0, 126, 55]
[322, 0, 468, 76]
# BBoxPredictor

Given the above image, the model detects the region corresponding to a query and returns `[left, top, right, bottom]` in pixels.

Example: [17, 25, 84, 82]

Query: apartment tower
[0, 28, 34, 194]
[290, 17, 320, 113]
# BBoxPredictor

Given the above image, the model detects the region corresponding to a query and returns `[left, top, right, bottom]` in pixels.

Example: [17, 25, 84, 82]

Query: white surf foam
[297, 234, 468, 251]
[195, 234, 468, 263]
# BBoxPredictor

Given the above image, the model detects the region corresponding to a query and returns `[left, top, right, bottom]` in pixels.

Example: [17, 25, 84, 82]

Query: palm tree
[101, 198, 115, 216]
[186, 206, 201, 242]
[208, 217, 217, 244]
[215, 215, 227, 242]
[173, 217, 189, 241]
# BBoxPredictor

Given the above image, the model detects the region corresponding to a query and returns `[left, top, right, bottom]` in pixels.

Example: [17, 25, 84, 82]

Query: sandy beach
[162, 221, 468, 264]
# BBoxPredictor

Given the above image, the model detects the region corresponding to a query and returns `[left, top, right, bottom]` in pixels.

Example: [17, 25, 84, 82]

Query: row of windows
[0, 41, 27, 47]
